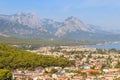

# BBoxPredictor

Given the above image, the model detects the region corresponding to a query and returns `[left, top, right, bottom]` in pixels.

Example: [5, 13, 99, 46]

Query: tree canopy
[0, 43, 75, 70]
[0, 69, 12, 80]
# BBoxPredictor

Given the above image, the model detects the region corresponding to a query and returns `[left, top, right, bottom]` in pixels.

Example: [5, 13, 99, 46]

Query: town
[13, 46, 120, 80]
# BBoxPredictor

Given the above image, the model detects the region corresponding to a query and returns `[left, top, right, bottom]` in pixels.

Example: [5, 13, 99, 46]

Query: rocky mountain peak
[9, 12, 43, 29]
[55, 16, 90, 37]
[0, 13, 108, 39]
[65, 16, 78, 21]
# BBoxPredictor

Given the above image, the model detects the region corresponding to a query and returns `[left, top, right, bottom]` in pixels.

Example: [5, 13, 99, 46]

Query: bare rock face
[0, 12, 109, 39]
[55, 16, 90, 37]
[10, 12, 42, 28]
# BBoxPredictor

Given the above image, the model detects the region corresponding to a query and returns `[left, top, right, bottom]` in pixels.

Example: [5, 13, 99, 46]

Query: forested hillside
[0, 43, 75, 70]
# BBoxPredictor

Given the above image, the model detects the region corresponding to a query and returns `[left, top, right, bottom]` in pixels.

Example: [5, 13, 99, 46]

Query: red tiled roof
[16, 76, 34, 79]
[108, 71, 115, 75]
[85, 69, 100, 73]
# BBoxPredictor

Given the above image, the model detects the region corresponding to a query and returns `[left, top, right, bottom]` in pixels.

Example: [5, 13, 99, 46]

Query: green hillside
[0, 36, 98, 48]
[0, 43, 75, 70]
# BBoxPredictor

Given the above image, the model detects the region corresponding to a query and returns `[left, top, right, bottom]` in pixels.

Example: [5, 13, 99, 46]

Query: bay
[88, 43, 120, 50]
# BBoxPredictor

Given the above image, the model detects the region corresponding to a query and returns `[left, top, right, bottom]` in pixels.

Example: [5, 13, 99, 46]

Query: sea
[88, 42, 120, 50]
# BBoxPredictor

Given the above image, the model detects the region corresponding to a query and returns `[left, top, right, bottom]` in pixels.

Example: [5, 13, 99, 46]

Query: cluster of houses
[13, 46, 120, 80]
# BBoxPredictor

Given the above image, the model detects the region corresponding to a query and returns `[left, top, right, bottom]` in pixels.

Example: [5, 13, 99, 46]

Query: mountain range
[0, 12, 119, 41]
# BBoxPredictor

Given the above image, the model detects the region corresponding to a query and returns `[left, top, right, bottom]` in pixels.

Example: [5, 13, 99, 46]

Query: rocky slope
[0, 12, 116, 40]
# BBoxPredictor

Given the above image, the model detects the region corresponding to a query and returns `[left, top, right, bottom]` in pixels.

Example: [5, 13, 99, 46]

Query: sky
[0, 0, 120, 30]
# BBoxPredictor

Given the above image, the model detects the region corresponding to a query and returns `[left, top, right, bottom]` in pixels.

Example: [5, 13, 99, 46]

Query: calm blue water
[89, 43, 120, 50]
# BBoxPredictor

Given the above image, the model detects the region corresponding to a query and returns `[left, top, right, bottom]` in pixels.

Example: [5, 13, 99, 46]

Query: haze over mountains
[0, 12, 119, 41]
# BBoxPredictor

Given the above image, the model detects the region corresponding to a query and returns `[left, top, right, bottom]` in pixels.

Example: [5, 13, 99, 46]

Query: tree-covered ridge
[0, 69, 12, 80]
[0, 43, 75, 70]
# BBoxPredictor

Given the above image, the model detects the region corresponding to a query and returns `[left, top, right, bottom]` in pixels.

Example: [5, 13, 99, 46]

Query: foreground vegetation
[0, 43, 75, 79]
[0, 69, 12, 80]
[0, 43, 74, 70]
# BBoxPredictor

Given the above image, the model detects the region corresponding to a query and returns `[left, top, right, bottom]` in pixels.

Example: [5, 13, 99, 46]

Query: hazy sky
[0, 0, 120, 29]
